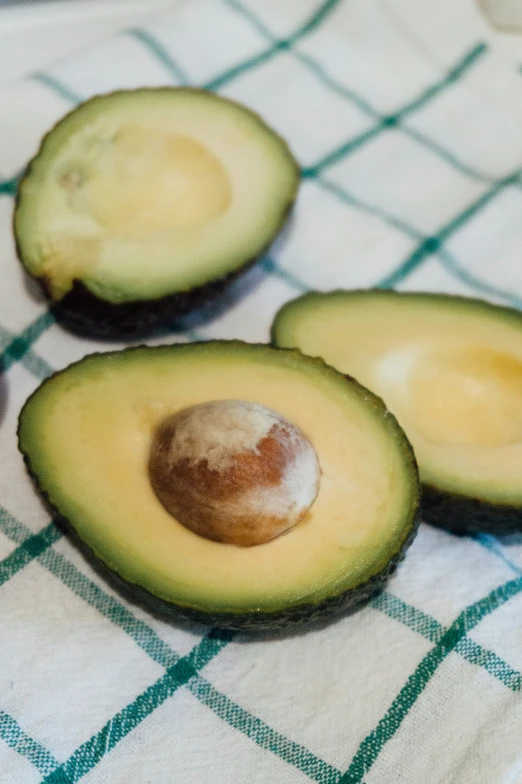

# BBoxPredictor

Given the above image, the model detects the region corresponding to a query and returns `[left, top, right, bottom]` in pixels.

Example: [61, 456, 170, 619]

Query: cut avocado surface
[273, 290, 522, 533]
[18, 341, 419, 630]
[14, 88, 299, 337]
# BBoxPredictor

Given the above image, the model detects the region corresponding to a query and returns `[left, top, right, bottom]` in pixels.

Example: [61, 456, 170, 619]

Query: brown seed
[149, 400, 321, 546]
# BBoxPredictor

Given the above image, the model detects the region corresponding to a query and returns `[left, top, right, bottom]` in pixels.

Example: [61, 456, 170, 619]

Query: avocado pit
[148, 400, 321, 546]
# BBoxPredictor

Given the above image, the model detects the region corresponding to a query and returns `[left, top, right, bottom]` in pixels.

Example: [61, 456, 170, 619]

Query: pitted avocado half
[273, 290, 522, 534]
[18, 341, 420, 631]
[14, 88, 299, 338]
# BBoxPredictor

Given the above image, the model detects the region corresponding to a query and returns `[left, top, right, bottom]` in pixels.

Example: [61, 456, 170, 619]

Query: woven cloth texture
[2, 1, 522, 782]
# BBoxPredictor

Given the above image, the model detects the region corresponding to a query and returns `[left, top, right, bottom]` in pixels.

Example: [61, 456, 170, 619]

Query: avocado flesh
[273, 290, 522, 531]
[18, 342, 419, 627]
[14, 88, 298, 306]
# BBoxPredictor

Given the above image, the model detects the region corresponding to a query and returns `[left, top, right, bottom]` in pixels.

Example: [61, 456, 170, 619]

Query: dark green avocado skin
[48, 257, 260, 340]
[422, 485, 522, 536]
[50, 506, 421, 632]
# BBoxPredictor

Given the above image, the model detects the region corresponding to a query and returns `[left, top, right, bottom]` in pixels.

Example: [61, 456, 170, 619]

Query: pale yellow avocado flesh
[18, 343, 417, 615]
[15, 89, 298, 303]
[273, 291, 522, 505]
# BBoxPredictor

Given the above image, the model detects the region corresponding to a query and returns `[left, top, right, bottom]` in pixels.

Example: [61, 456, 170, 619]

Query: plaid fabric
[2, 0, 522, 781]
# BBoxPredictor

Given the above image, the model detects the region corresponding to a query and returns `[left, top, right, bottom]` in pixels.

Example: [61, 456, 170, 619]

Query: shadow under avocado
[43, 256, 270, 344]
[22, 267, 48, 306]
[151, 260, 269, 340]
[51, 507, 383, 642]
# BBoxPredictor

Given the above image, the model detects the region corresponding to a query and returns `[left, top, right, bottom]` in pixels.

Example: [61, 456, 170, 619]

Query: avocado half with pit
[273, 290, 522, 535]
[18, 341, 420, 631]
[14, 88, 299, 338]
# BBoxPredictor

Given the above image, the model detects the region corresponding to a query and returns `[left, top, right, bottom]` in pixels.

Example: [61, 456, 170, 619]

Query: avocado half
[18, 341, 420, 631]
[14, 88, 299, 338]
[272, 290, 522, 535]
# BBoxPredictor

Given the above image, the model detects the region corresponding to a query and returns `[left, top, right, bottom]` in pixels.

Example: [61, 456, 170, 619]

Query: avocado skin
[93, 516, 420, 631]
[48, 256, 260, 340]
[33, 500, 421, 632]
[17, 344, 421, 632]
[13, 87, 299, 340]
[422, 485, 522, 536]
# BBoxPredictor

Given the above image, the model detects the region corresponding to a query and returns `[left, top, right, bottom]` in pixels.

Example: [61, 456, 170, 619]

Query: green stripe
[188, 678, 341, 783]
[378, 237, 436, 288]
[400, 43, 488, 117]
[17, 311, 55, 346]
[294, 0, 342, 38]
[43, 630, 234, 784]
[295, 50, 377, 116]
[0, 312, 55, 377]
[378, 169, 521, 288]
[303, 125, 382, 176]
[0, 324, 54, 380]
[438, 248, 522, 310]
[41, 547, 181, 669]
[0, 506, 29, 545]
[204, 43, 288, 91]
[316, 175, 424, 240]
[455, 635, 522, 691]
[341, 574, 522, 783]
[0, 506, 180, 670]
[474, 533, 522, 576]
[11, 348, 53, 380]
[223, 0, 341, 42]
[221, 0, 278, 41]
[372, 592, 522, 692]
[308, 43, 488, 175]
[372, 592, 443, 643]
[0, 522, 62, 588]
[401, 124, 493, 184]
[31, 73, 81, 105]
[261, 256, 310, 292]
[0, 174, 19, 196]
[306, 116, 474, 180]
[205, 0, 342, 91]
[0, 712, 59, 777]
[129, 28, 189, 84]
[440, 170, 520, 237]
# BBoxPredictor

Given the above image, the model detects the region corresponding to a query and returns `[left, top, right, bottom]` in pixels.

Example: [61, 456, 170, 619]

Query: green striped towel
[2, 1, 522, 781]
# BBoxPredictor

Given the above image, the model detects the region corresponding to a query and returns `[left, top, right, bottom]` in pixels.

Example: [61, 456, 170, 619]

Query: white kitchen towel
[2, 1, 522, 782]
